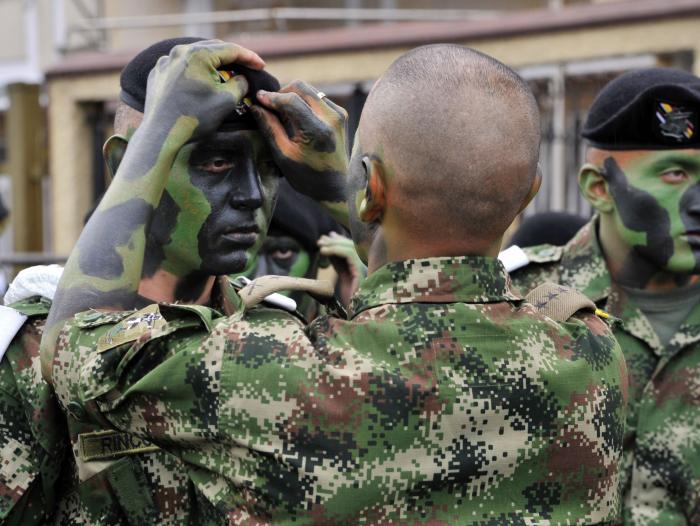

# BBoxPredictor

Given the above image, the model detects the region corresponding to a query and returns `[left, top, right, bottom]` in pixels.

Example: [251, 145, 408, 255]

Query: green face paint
[152, 130, 281, 279]
[603, 150, 700, 277]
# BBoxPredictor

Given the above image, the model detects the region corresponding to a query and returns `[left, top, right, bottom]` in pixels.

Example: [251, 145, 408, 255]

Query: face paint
[234, 235, 314, 307]
[246, 235, 312, 280]
[155, 130, 280, 279]
[603, 150, 700, 277]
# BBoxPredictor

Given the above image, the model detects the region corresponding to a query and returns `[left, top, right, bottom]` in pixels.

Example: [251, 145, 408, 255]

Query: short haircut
[361, 44, 541, 242]
[113, 101, 144, 136]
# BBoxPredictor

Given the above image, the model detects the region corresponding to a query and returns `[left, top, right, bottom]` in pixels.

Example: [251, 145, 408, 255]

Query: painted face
[603, 149, 700, 274]
[153, 129, 281, 277]
[245, 234, 312, 279]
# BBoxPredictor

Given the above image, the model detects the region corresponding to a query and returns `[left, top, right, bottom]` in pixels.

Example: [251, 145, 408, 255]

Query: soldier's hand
[251, 80, 349, 203]
[318, 231, 366, 306]
[144, 40, 265, 141]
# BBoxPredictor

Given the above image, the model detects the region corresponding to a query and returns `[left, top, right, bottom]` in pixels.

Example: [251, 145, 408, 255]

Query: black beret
[119, 37, 279, 131]
[582, 67, 700, 150]
[269, 179, 346, 254]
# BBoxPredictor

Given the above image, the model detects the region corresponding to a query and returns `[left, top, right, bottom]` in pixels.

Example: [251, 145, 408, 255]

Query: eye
[272, 249, 296, 262]
[197, 157, 234, 174]
[660, 169, 689, 184]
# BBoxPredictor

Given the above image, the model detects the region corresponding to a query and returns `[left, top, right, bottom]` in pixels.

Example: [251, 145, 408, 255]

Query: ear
[358, 156, 387, 223]
[579, 163, 614, 213]
[102, 134, 129, 183]
[517, 167, 542, 214]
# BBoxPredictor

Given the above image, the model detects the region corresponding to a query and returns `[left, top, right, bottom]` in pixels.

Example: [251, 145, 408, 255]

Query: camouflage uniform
[52, 256, 626, 524]
[51, 277, 244, 525]
[0, 296, 65, 525]
[511, 217, 700, 525]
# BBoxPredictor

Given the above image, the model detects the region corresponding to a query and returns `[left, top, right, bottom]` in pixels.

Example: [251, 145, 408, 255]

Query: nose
[229, 158, 263, 210]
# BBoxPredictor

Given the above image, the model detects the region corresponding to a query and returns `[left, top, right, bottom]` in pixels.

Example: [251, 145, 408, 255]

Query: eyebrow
[649, 154, 700, 173]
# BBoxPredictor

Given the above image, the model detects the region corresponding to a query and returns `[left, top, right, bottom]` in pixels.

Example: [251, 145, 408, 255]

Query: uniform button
[67, 402, 87, 422]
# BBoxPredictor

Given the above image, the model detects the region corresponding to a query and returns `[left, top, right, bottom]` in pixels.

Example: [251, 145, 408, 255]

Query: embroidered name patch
[78, 430, 160, 461]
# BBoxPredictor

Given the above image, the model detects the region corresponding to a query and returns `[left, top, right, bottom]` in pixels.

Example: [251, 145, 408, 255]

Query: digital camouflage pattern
[50, 276, 247, 525]
[53, 256, 626, 525]
[0, 296, 66, 526]
[511, 218, 700, 525]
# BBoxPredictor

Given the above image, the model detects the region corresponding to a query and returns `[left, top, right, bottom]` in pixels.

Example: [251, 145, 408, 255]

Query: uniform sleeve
[627, 352, 700, 525]
[0, 343, 38, 520]
[544, 309, 628, 523]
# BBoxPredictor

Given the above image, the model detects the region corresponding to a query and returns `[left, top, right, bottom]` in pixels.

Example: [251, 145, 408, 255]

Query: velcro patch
[78, 430, 159, 461]
[97, 304, 166, 353]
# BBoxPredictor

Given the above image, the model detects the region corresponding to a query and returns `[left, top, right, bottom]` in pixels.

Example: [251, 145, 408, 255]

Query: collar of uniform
[349, 256, 521, 317]
[565, 218, 667, 354]
[557, 217, 613, 304]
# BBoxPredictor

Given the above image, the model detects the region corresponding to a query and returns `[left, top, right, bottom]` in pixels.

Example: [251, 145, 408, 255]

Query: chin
[202, 250, 250, 276]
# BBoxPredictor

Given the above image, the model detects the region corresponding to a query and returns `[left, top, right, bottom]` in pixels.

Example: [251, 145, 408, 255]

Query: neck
[366, 223, 502, 274]
[598, 214, 699, 290]
[138, 268, 216, 305]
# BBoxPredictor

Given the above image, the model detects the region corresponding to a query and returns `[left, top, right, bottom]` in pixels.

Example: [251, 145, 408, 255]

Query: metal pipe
[69, 7, 499, 32]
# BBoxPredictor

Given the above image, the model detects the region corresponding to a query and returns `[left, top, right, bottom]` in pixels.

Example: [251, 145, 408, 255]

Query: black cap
[119, 37, 279, 131]
[269, 179, 345, 254]
[582, 67, 700, 150]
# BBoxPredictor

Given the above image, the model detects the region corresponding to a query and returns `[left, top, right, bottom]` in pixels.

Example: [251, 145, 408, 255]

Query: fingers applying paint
[249, 81, 349, 203]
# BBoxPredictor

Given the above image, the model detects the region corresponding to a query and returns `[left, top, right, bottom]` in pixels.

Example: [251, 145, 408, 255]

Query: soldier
[0, 267, 64, 526]
[36, 37, 280, 524]
[509, 68, 700, 525]
[45, 44, 627, 523]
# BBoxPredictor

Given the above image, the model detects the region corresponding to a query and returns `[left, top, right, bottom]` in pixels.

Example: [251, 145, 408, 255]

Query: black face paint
[185, 131, 280, 276]
[143, 190, 180, 278]
[679, 182, 700, 270]
[603, 157, 675, 272]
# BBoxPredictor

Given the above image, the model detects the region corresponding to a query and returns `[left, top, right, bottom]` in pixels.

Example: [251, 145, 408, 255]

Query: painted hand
[251, 81, 349, 204]
[144, 40, 265, 140]
[318, 231, 366, 306]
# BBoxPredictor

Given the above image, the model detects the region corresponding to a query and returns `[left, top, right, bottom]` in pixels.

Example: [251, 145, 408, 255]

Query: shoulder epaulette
[96, 304, 167, 353]
[521, 244, 564, 265]
[7, 295, 52, 317]
[525, 282, 597, 322]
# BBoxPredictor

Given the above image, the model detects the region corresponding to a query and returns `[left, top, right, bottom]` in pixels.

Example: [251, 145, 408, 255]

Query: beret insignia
[655, 100, 696, 143]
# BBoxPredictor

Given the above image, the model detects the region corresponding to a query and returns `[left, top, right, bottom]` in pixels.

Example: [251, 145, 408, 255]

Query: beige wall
[47, 13, 700, 252]
[48, 71, 120, 254]
[0, 0, 26, 61]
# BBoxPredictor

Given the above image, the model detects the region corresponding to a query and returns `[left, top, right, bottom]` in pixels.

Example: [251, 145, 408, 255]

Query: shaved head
[113, 101, 144, 137]
[360, 44, 540, 244]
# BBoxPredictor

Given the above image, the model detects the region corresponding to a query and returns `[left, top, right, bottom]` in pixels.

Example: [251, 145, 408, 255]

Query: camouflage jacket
[511, 218, 700, 526]
[0, 296, 65, 526]
[53, 256, 626, 525]
[49, 276, 244, 526]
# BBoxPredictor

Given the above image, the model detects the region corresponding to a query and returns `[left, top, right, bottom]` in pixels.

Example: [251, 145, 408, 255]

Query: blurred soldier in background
[511, 68, 700, 526]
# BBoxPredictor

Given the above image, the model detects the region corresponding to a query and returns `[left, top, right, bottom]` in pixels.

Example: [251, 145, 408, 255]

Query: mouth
[221, 225, 259, 247]
[682, 231, 700, 246]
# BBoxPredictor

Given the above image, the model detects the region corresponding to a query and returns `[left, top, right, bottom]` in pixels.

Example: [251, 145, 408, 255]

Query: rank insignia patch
[655, 100, 696, 143]
[97, 303, 166, 353]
